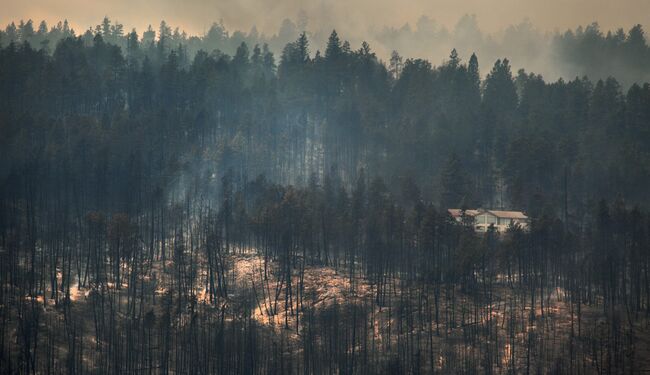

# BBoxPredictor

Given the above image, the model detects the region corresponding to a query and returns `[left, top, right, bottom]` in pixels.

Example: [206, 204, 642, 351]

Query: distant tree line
[4, 16, 650, 86]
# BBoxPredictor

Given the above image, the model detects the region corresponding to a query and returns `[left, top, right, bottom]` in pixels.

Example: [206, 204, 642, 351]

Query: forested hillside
[1, 18, 650, 374]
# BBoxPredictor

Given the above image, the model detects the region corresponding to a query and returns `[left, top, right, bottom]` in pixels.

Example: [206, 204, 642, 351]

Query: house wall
[449, 210, 529, 233]
[474, 219, 529, 233]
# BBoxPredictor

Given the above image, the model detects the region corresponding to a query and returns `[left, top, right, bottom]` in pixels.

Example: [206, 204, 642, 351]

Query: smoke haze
[3, 0, 649, 36]
[2, 0, 650, 84]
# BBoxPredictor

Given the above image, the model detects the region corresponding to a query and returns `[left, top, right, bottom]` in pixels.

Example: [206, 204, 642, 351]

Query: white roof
[448, 208, 528, 220]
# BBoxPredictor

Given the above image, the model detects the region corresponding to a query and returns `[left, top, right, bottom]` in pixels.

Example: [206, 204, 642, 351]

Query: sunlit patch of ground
[223, 252, 373, 330]
[8, 246, 650, 373]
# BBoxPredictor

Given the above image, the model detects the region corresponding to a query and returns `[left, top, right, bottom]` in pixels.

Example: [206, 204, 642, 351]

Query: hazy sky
[2, 0, 649, 37]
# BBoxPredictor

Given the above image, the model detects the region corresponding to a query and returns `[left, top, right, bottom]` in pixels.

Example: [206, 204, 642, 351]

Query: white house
[448, 208, 529, 233]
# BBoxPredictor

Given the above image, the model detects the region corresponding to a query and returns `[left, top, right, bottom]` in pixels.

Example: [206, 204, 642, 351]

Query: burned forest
[1, 15, 650, 374]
